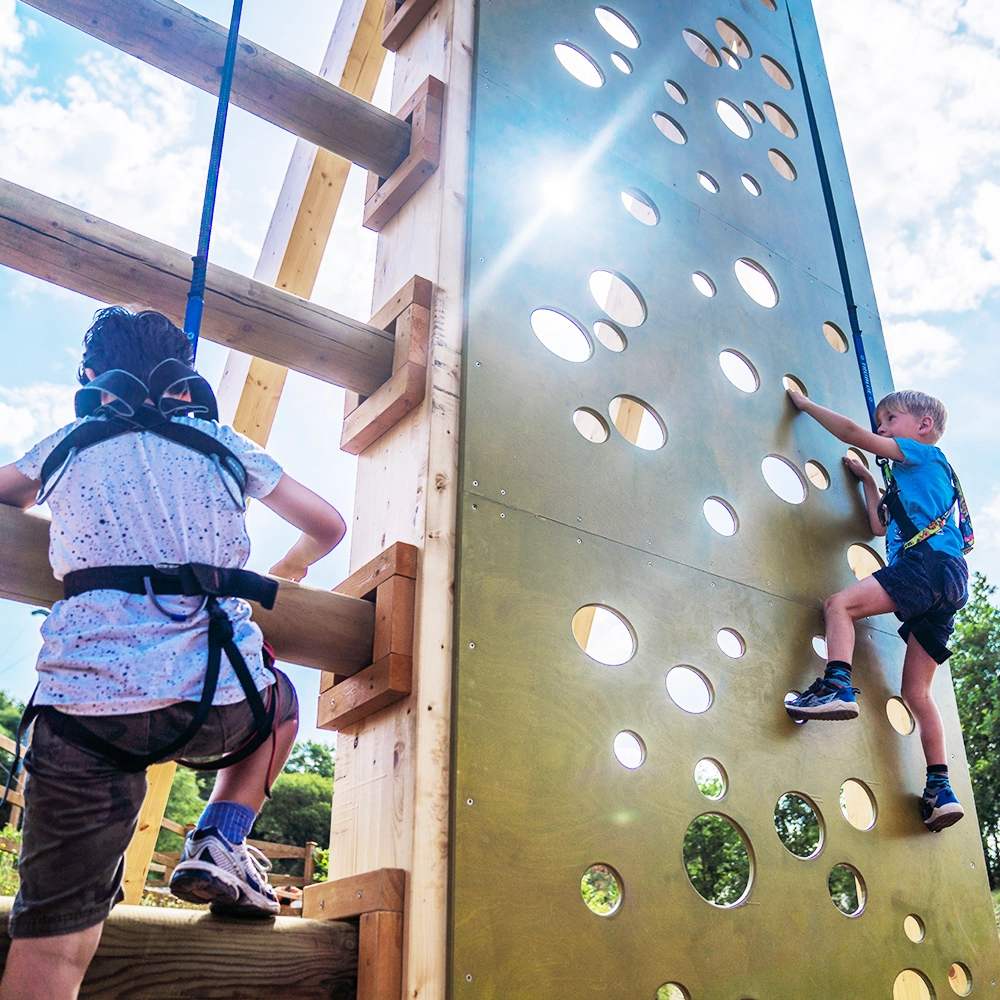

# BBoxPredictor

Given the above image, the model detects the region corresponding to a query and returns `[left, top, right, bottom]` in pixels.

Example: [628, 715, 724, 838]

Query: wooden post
[304, 841, 317, 885]
[121, 761, 176, 905]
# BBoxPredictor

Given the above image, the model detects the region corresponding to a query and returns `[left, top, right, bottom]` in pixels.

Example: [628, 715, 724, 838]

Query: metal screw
[319, 900, 324, 909]
[500, 489, 506, 495]
[472, 480, 478, 486]
[500, 512, 505, 517]
[466, 974, 473, 982]
[357, 890, 363, 897]
[469, 642, 475, 648]
[476, 361, 482, 366]
[472, 504, 477, 509]
[577, 538, 582, 544]
[467, 798, 474, 805]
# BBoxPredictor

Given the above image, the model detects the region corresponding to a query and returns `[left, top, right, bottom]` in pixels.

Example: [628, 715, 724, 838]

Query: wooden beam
[0, 898, 359, 999]
[23, 0, 411, 180]
[0, 178, 395, 395]
[358, 910, 404, 1000]
[302, 867, 405, 920]
[121, 761, 176, 904]
[318, 652, 412, 729]
[383, 0, 439, 52]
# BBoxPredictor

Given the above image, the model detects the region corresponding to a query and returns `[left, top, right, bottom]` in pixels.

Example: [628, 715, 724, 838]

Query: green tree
[284, 740, 335, 778]
[251, 772, 332, 849]
[155, 767, 208, 853]
[0, 690, 24, 743]
[951, 572, 1000, 889]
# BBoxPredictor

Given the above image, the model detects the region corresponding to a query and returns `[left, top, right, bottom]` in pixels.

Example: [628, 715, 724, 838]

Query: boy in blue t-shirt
[783, 389, 969, 833]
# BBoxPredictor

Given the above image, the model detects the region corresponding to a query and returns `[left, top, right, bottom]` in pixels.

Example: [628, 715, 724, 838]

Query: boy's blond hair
[875, 390, 947, 442]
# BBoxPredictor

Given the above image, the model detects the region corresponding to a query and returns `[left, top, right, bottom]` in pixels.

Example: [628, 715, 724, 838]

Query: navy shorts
[873, 548, 968, 664]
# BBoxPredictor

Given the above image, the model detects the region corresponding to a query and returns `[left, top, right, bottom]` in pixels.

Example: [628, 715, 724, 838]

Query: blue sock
[824, 660, 852, 685]
[926, 765, 949, 790]
[197, 800, 256, 845]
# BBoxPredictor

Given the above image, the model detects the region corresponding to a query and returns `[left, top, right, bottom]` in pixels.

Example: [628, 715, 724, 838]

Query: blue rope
[184, 0, 245, 359]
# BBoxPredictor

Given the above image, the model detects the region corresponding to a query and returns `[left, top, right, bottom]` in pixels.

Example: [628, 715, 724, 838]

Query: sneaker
[785, 677, 859, 721]
[921, 784, 965, 833]
[169, 827, 280, 917]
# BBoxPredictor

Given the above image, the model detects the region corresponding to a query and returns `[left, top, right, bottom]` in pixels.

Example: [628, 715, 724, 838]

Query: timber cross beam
[382, 0, 439, 51]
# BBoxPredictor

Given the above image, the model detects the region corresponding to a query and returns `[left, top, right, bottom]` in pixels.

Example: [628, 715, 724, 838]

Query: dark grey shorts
[873, 549, 969, 664]
[10, 669, 298, 939]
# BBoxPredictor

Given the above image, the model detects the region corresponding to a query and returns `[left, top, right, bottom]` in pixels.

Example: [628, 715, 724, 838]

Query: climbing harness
[878, 466, 974, 556]
[183, 0, 245, 357]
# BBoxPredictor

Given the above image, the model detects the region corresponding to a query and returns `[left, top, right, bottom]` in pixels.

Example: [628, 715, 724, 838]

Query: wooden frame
[363, 76, 445, 232]
[382, 0, 439, 51]
[341, 275, 434, 455]
[317, 542, 418, 729]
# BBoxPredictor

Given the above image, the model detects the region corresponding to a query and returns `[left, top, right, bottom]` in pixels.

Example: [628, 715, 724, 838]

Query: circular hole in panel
[621, 187, 659, 225]
[683, 813, 753, 906]
[611, 51, 633, 74]
[530, 309, 593, 362]
[904, 914, 926, 943]
[784, 690, 806, 724]
[768, 148, 797, 180]
[656, 986, 690, 1000]
[845, 447, 869, 468]
[581, 863, 622, 915]
[887, 697, 916, 736]
[716, 99, 753, 138]
[828, 863, 866, 916]
[721, 47, 742, 70]
[764, 101, 798, 138]
[735, 258, 778, 307]
[653, 112, 688, 144]
[823, 321, 849, 353]
[761, 54, 794, 89]
[774, 792, 823, 858]
[590, 270, 647, 326]
[805, 460, 830, 489]
[573, 408, 610, 444]
[840, 778, 877, 831]
[893, 970, 933, 1000]
[613, 730, 645, 769]
[666, 666, 713, 714]
[719, 350, 759, 392]
[609, 396, 666, 450]
[741, 173, 762, 196]
[554, 43, 605, 87]
[695, 758, 728, 799]
[761, 455, 807, 504]
[848, 543, 885, 581]
[595, 6, 640, 48]
[948, 963, 972, 996]
[698, 171, 720, 193]
[572, 605, 636, 665]
[594, 320, 627, 352]
[716, 18, 751, 57]
[743, 100, 765, 123]
[716, 628, 745, 658]
[692, 272, 717, 297]
[812, 634, 828, 659]
[664, 79, 688, 104]
[782, 374, 807, 395]
[683, 29, 721, 67]
[703, 497, 738, 536]
[759, 0, 778, 9]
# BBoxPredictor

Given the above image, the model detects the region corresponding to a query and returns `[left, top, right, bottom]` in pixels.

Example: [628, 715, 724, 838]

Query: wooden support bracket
[363, 76, 444, 232]
[382, 0, 438, 51]
[317, 542, 418, 730]
[341, 275, 433, 455]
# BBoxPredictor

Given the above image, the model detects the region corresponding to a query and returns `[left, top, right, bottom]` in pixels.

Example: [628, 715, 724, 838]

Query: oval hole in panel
[530, 309, 593, 362]
[698, 171, 720, 193]
[845, 447, 869, 468]
[573, 407, 610, 443]
[743, 100, 765, 123]
[704, 497, 738, 536]
[812, 634, 828, 659]
[666, 665, 713, 714]
[716, 628, 745, 658]
[653, 111, 688, 144]
[774, 792, 823, 859]
[823, 321, 849, 353]
[840, 778, 877, 831]
[715, 18, 751, 57]
[829, 863, 866, 916]
[806, 460, 830, 489]
[948, 963, 972, 996]
[716, 98, 752, 138]
[610, 51, 633, 74]
[719, 350, 759, 392]
[581, 863, 622, 915]
[741, 173, 762, 196]
[595, 6, 640, 48]
[886, 697, 915, 735]
[683, 813, 753, 906]
[783, 374, 807, 395]
[762, 455, 806, 504]
[609, 395, 666, 449]
[893, 971, 933, 1000]
[621, 187, 659, 225]
[848, 543, 885, 581]
[656, 986, 690, 1000]
[759, 0, 778, 9]
[735, 258, 778, 307]
[683, 29, 721, 67]
[593, 320, 627, 352]
[904, 914, 926, 943]
[761, 54, 794, 89]
[554, 43, 605, 87]
[769, 148, 797, 180]
[764, 101, 798, 138]
[590, 270, 647, 326]
[613, 730, 645, 768]
[664, 79, 688, 104]
[572, 605, 636, 665]
[721, 47, 742, 70]
[695, 758, 727, 799]
[692, 272, 717, 297]
[784, 690, 806, 724]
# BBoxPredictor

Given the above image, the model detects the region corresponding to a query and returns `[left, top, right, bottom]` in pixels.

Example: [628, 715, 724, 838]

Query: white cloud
[974, 487, 1000, 552]
[0, 0, 30, 94]
[881, 318, 963, 382]
[0, 382, 76, 454]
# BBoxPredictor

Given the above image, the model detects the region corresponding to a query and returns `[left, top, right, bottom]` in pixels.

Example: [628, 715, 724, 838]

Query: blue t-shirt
[885, 438, 964, 563]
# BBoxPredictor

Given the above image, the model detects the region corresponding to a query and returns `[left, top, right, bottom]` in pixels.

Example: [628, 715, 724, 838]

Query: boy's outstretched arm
[260, 474, 346, 583]
[787, 390, 904, 462]
[0, 464, 40, 509]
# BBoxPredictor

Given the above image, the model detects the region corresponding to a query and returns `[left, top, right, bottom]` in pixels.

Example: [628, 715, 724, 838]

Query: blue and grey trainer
[169, 827, 280, 917]
[921, 784, 965, 833]
[785, 677, 859, 721]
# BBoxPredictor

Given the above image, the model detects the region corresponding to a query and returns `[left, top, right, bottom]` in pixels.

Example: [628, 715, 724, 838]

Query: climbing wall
[451, 0, 1000, 997]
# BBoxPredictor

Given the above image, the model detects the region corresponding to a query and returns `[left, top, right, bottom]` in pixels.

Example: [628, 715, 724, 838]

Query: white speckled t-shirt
[15, 416, 284, 716]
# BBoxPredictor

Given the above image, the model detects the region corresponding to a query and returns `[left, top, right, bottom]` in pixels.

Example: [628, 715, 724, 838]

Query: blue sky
[1, 0, 998, 738]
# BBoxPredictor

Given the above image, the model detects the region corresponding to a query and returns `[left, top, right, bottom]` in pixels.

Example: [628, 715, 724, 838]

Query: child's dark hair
[78, 307, 193, 386]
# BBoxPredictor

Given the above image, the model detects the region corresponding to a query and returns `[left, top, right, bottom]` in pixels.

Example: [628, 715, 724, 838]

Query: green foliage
[950, 573, 1000, 889]
[828, 864, 861, 914]
[312, 847, 329, 883]
[284, 740, 335, 779]
[251, 772, 332, 849]
[774, 793, 821, 859]
[0, 690, 24, 743]
[681, 814, 750, 906]
[0, 825, 22, 897]
[580, 864, 620, 915]
[155, 767, 207, 853]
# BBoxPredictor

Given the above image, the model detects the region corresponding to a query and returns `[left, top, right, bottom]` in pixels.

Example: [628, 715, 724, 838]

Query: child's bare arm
[787, 391, 904, 462]
[844, 457, 886, 536]
[259, 474, 346, 583]
[0, 464, 40, 509]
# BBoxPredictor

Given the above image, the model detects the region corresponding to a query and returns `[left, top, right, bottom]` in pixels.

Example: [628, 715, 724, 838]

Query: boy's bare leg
[900, 634, 946, 765]
[823, 575, 898, 662]
[0, 922, 102, 1000]
[210, 715, 298, 813]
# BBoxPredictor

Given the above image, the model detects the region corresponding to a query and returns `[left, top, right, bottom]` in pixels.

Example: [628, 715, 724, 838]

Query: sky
[0, 0, 999, 738]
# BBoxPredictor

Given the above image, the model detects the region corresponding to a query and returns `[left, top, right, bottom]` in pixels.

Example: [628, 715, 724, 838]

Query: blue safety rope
[184, 0, 245, 359]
